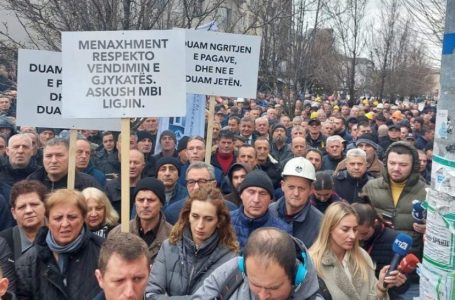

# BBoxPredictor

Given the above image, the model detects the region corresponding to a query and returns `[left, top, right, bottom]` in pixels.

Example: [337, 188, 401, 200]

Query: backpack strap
[216, 267, 244, 300]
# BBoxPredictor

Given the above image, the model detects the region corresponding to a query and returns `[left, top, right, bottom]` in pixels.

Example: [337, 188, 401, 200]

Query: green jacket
[362, 142, 427, 257]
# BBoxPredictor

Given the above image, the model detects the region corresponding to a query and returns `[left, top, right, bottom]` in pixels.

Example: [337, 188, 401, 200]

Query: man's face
[129, 150, 145, 179]
[39, 130, 55, 145]
[137, 138, 153, 154]
[358, 125, 372, 136]
[387, 152, 413, 182]
[143, 117, 158, 132]
[291, 137, 306, 157]
[322, 123, 335, 136]
[75, 140, 91, 170]
[186, 168, 216, 196]
[103, 134, 115, 152]
[96, 254, 149, 300]
[388, 128, 401, 140]
[186, 139, 205, 162]
[346, 156, 367, 178]
[267, 109, 277, 120]
[237, 147, 257, 170]
[326, 141, 343, 159]
[240, 121, 254, 137]
[0, 97, 11, 111]
[333, 118, 344, 132]
[218, 138, 234, 155]
[250, 109, 260, 119]
[157, 164, 179, 189]
[241, 187, 271, 219]
[7, 135, 33, 168]
[254, 140, 270, 163]
[255, 119, 269, 136]
[308, 123, 320, 135]
[43, 144, 69, 179]
[246, 256, 293, 300]
[291, 127, 305, 139]
[350, 124, 359, 140]
[228, 119, 239, 133]
[231, 168, 247, 190]
[160, 135, 176, 151]
[400, 127, 409, 140]
[135, 190, 162, 221]
[281, 176, 312, 211]
[272, 128, 286, 144]
[12, 192, 45, 231]
[418, 152, 427, 173]
[341, 106, 350, 116]
[280, 116, 290, 128]
[357, 143, 375, 163]
[306, 151, 322, 170]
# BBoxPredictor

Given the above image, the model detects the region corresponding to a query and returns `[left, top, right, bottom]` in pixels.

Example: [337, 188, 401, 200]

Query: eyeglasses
[186, 179, 213, 186]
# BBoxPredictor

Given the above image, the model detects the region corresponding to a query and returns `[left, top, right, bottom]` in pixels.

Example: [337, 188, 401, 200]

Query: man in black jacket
[0, 134, 38, 186]
[333, 148, 372, 203]
[27, 138, 102, 192]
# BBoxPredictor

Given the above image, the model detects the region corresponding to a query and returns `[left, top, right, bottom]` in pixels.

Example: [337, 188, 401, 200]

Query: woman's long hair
[169, 188, 239, 252]
[309, 202, 371, 281]
[82, 187, 119, 226]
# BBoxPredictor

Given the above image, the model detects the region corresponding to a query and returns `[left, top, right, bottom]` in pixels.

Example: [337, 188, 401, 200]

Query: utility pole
[419, 0, 455, 299]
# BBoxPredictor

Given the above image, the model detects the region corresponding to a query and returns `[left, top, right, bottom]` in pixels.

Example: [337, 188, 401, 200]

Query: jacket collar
[276, 196, 311, 222]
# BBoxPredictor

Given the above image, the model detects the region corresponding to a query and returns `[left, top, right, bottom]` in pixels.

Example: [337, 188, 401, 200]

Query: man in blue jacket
[230, 169, 290, 249]
[270, 157, 322, 248]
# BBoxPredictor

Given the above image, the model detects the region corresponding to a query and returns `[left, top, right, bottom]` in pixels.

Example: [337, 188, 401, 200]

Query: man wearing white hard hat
[269, 157, 323, 248]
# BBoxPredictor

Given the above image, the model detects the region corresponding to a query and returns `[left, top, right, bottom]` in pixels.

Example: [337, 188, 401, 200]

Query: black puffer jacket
[27, 168, 103, 192]
[15, 226, 103, 300]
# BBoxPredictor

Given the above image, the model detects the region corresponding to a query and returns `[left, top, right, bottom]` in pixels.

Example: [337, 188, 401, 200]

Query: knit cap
[238, 170, 274, 198]
[159, 130, 177, 144]
[133, 177, 166, 206]
[156, 157, 181, 176]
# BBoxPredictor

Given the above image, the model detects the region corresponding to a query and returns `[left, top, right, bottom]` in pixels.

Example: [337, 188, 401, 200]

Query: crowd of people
[0, 88, 436, 299]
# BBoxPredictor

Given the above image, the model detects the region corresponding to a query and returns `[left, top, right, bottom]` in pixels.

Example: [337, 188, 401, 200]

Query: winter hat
[159, 130, 177, 144]
[177, 136, 189, 153]
[272, 124, 286, 134]
[156, 157, 181, 176]
[137, 131, 153, 142]
[36, 127, 55, 134]
[238, 170, 274, 198]
[356, 133, 379, 149]
[133, 177, 166, 206]
[0, 117, 14, 130]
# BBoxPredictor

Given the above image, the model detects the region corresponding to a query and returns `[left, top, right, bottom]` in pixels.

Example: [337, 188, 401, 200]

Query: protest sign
[186, 30, 261, 98]
[16, 49, 120, 130]
[61, 30, 186, 118]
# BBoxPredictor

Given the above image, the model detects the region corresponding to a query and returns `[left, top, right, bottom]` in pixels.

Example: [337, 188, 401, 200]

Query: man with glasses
[164, 162, 237, 225]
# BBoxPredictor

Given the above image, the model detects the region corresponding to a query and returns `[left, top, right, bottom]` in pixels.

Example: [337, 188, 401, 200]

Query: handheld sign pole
[67, 129, 78, 190]
[120, 118, 131, 233]
[205, 95, 216, 163]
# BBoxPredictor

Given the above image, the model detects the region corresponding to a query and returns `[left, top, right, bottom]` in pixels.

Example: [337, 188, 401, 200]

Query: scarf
[46, 227, 86, 274]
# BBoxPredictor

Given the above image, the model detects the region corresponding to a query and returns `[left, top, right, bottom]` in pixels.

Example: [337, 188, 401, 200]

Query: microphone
[398, 253, 420, 274]
[412, 200, 426, 224]
[384, 233, 413, 287]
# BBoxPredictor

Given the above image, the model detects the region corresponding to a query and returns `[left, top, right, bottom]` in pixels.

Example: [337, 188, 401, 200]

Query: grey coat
[146, 229, 236, 299]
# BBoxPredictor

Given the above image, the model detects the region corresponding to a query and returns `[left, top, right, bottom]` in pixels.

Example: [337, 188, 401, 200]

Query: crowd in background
[0, 88, 436, 300]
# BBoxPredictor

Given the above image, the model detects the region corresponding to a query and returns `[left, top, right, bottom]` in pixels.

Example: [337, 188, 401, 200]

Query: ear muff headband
[237, 247, 308, 286]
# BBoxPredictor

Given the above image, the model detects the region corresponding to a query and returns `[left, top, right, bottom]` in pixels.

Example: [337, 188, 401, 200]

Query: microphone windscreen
[392, 233, 413, 256]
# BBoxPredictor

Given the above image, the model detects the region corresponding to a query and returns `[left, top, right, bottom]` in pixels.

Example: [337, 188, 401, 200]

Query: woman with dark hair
[309, 171, 342, 213]
[146, 188, 239, 298]
[352, 203, 409, 298]
[15, 189, 103, 299]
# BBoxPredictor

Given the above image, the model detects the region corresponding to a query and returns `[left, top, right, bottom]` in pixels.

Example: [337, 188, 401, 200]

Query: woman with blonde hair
[82, 187, 119, 238]
[146, 187, 238, 298]
[309, 202, 403, 300]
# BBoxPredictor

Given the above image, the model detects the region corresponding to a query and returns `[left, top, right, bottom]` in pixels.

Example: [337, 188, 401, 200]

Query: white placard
[16, 49, 120, 130]
[185, 30, 261, 98]
[62, 30, 186, 118]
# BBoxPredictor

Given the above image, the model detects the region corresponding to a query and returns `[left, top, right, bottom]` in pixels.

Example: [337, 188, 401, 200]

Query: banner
[16, 49, 119, 130]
